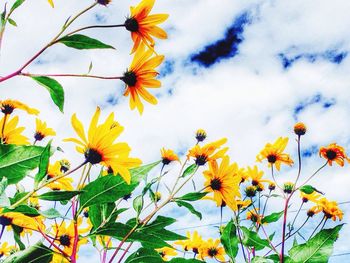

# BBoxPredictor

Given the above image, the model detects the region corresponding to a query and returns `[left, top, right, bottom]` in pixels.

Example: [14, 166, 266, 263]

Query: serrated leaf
[241, 226, 270, 251]
[175, 200, 202, 219]
[58, 34, 115, 50]
[34, 141, 51, 185]
[31, 76, 64, 112]
[37, 190, 82, 201]
[3, 241, 53, 263]
[288, 225, 343, 263]
[0, 144, 44, 184]
[181, 164, 197, 178]
[125, 247, 163, 263]
[221, 219, 239, 259]
[261, 211, 284, 224]
[176, 192, 207, 201]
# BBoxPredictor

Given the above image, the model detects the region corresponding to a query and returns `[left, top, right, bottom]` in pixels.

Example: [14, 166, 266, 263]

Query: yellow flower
[161, 148, 179, 165]
[0, 210, 44, 233]
[0, 115, 29, 145]
[156, 246, 177, 261]
[317, 198, 343, 221]
[294, 122, 307, 136]
[51, 253, 69, 263]
[125, 0, 169, 53]
[187, 138, 228, 166]
[0, 99, 39, 115]
[45, 161, 74, 191]
[0, 242, 15, 258]
[64, 107, 141, 184]
[319, 143, 349, 166]
[34, 118, 56, 142]
[199, 238, 225, 262]
[195, 129, 207, 142]
[283, 182, 294, 194]
[47, 0, 54, 7]
[300, 191, 321, 203]
[203, 156, 241, 211]
[256, 137, 294, 171]
[247, 165, 272, 190]
[51, 218, 88, 255]
[122, 44, 164, 114]
[236, 199, 251, 210]
[175, 231, 203, 254]
[246, 209, 263, 225]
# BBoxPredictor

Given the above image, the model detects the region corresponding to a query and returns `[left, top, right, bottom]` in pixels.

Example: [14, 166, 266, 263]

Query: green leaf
[10, 0, 26, 13]
[299, 185, 316, 194]
[252, 256, 273, 263]
[141, 216, 186, 241]
[133, 195, 144, 217]
[3, 241, 53, 263]
[31, 76, 64, 112]
[241, 226, 270, 251]
[94, 222, 170, 249]
[261, 211, 284, 224]
[125, 247, 163, 263]
[34, 141, 51, 186]
[175, 200, 202, 219]
[39, 208, 64, 219]
[58, 34, 115, 50]
[10, 192, 29, 206]
[3, 205, 40, 216]
[221, 219, 239, 259]
[12, 225, 25, 250]
[0, 177, 10, 207]
[37, 190, 82, 201]
[288, 224, 343, 263]
[0, 144, 44, 184]
[181, 164, 197, 178]
[79, 162, 159, 210]
[144, 216, 176, 230]
[8, 18, 17, 27]
[176, 192, 207, 201]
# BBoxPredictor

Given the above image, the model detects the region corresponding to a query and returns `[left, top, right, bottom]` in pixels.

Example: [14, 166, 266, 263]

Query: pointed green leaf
[34, 141, 51, 185]
[3, 241, 53, 263]
[133, 195, 143, 217]
[10, 0, 26, 13]
[181, 164, 197, 178]
[31, 76, 64, 112]
[0, 177, 10, 207]
[241, 226, 270, 251]
[261, 211, 284, 224]
[221, 219, 239, 259]
[37, 190, 82, 201]
[58, 34, 115, 50]
[176, 192, 207, 201]
[125, 247, 163, 263]
[8, 18, 17, 27]
[175, 200, 202, 219]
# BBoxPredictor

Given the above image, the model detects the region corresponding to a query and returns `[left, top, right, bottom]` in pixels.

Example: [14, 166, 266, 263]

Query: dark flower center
[125, 18, 139, 32]
[123, 193, 132, 200]
[97, 0, 112, 5]
[195, 154, 208, 166]
[1, 105, 14, 114]
[208, 248, 218, 257]
[210, 178, 222, 191]
[0, 216, 12, 226]
[85, 148, 103, 164]
[196, 134, 206, 142]
[192, 247, 198, 254]
[34, 132, 44, 141]
[267, 154, 277, 163]
[159, 252, 165, 258]
[122, 71, 138, 87]
[326, 150, 337, 160]
[59, 234, 71, 246]
[252, 180, 259, 186]
[83, 210, 89, 218]
[162, 158, 171, 165]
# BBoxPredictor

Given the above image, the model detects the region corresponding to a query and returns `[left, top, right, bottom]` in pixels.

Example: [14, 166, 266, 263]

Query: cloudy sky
[1, 0, 350, 262]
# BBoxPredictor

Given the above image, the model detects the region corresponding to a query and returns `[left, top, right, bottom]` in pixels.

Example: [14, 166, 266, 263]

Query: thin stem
[261, 190, 271, 217]
[155, 164, 165, 193]
[234, 212, 247, 263]
[71, 200, 79, 263]
[20, 72, 123, 80]
[117, 242, 133, 263]
[293, 135, 302, 188]
[271, 166, 283, 191]
[64, 24, 125, 37]
[297, 162, 328, 189]
[309, 217, 325, 239]
[0, 225, 5, 240]
[280, 195, 291, 263]
[289, 201, 304, 235]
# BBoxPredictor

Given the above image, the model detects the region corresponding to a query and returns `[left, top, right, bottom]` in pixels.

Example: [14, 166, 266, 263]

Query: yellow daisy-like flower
[187, 138, 228, 166]
[300, 191, 321, 203]
[34, 118, 56, 142]
[319, 143, 349, 166]
[236, 198, 251, 210]
[203, 156, 241, 211]
[64, 107, 141, 183]
[51, 253, 69, 263]
[199, 238, 226, 262]
[256, 137, 294, 171]
[0, 210, 44, 233]
[51, 218, 88, 255]
[0, 242, 15, 258]
[161, 148, 179, 165]
[47, 0, 54, 8]
[247, 165, 272, 190]
[294, 122, 307, 136]
[156, 246, 177, 261]
[45, 161, 74, 191]
[122, 44, 164, 114]
[246, 209, 263, 225]
[125, 0, 169, 53]
[0, 115, 29, 145]
[317, 198, 343, 221]
[175, 231, 203, 254]
[0, 99, 39, 115]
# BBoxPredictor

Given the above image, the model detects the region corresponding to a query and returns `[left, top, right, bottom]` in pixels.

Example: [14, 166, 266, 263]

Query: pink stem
[280, 196, 291, 262]
[71, 200, 79, 263]
[20, 72, 123, 80]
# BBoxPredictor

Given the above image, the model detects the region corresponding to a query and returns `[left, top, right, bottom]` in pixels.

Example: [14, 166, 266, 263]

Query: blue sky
[1, 0, 350, 262]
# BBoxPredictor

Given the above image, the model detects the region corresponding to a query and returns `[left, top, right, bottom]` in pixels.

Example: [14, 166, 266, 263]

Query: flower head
[319, 143, 349, 166]
[64, 107, 141, 183]
[0, 99, 39, 115]
[0, 242, 15, 258]
[97, 0, 112, 5]
[0, 115, 29, 145]
[247, 165, 272, 190]
[122, 44, 164, 114]
[125, 0, 169, 53]
[199, 239, 225, 262]
[300, 191, 321, 203]
[256, 137, 294, 171]
[156, 246, 177, 261]
[34, 118, 56, 142]
[283, 182, 294, 194]
[161, 148, 179, 165]
[294, 122, 307, 136]
[0, 210, 44, 232]
[246, 209, 263, 225]
[317, 198, 343, 221]
[46, 161, 74, 191]
[175, 231, 203, 254]
[203, 156, 241, 211]
[245, 185, 257, 198]
[195, 129, 207, 142]
[187, 138, 228, 166]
